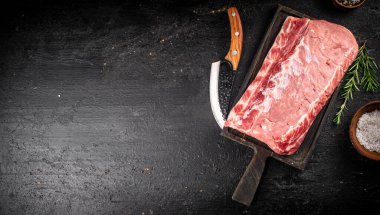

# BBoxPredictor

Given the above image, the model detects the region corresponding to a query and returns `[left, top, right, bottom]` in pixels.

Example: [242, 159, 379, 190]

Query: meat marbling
[225, 16, 358, 155]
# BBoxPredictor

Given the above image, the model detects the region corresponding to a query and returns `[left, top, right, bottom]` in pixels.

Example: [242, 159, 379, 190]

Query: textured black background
[0, 0, 379, 214]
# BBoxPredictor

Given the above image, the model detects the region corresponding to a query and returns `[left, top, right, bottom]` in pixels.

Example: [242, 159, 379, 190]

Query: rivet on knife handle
[225, 7, 243, 71]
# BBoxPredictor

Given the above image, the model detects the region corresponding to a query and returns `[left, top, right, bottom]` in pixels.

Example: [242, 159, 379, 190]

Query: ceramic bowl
[349, 101, 380, 161]
[332, 0, 366, 10]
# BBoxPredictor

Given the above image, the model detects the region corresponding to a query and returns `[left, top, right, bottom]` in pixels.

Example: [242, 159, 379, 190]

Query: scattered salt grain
[356, 110, 380, 153]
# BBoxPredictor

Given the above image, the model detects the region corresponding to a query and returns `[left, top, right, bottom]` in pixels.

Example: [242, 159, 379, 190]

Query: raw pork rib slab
[225, 16, 358, 155]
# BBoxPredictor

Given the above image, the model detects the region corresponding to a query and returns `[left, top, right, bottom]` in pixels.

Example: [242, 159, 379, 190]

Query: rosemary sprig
[334, 43, 379, 124]
[333, 57, 361, 125]
[361, 53, 379, 92]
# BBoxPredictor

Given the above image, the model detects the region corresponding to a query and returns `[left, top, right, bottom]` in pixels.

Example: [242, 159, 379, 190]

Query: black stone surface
[0, 0, 379, 214]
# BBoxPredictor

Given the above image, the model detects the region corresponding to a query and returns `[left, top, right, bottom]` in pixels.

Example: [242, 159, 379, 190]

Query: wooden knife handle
[232, 147, 270, 206]
[224, 7, 243, 71]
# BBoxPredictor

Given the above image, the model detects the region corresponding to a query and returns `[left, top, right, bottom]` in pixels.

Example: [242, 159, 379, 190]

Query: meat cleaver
[210, 7, 243, 129]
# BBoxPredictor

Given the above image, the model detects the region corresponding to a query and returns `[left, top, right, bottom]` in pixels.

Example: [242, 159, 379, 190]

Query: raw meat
[225, 16, 358, 155]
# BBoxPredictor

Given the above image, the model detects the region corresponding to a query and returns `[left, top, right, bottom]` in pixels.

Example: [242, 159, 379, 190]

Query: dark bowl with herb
[332, 0, 366, 10]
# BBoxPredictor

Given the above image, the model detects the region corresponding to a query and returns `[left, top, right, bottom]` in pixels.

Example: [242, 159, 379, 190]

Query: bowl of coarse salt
[349, 101, 380, 161]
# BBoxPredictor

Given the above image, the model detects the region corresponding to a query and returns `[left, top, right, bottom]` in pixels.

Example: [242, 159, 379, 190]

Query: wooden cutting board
[222, 4, 341, 206]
